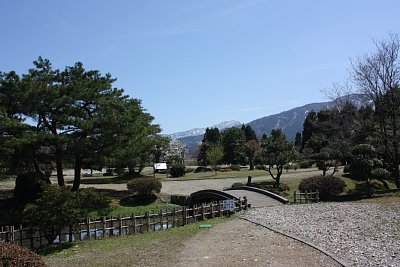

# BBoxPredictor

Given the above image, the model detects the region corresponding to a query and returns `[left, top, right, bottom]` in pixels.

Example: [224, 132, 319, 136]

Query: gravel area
[245, 202, 400, 267]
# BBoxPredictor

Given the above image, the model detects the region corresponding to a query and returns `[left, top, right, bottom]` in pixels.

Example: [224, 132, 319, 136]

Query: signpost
[154, 163, 167, 178]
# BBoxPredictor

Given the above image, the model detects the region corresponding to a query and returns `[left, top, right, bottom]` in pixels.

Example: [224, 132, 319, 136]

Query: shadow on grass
[120, 194, 157, 207]
[37, 243, 75, 256]
[347, 181, 388, 194]
[95, 189, 131, 200]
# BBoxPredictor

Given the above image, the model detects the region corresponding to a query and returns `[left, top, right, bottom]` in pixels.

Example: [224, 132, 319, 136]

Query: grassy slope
[42, 217, 231, 267]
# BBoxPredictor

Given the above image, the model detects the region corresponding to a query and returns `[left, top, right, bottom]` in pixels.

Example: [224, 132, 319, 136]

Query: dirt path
[174, 218, 341, 267]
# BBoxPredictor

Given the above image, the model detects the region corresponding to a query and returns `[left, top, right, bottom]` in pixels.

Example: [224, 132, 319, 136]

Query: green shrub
[127, 178, 162, 196]
[14, 172, 50, 204]
[231, 182, 245, 188]
[103, 168, 114, 176]
[299, 161, 312, 169]
[255, 164, 266, 170]
[230, 165, 241, 171]
[343, 165, 351, 173]
[76, 188, 110, 211]
[23, 185, 86, 244]
[251, 181, 290, 195]
[114, 167, 126, 175]
[298, 175, 346, 201]
[185, 167, 196, 173]
[0, 242, 46, 267]
[213, 165, 221, 171]
[169, 164, 186, 177]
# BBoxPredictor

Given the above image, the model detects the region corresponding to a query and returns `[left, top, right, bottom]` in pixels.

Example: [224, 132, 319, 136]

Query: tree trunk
[249, 159, 254, 171]
[55, 146, 65, 186]
[128, 164, 137, 175]
[72, 156, 82, 191]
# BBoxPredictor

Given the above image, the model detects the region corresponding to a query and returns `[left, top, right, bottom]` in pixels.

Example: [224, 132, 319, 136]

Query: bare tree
[351, 33, 400, 187]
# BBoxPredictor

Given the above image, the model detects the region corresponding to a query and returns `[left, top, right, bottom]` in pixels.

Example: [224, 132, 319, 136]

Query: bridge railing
[293, 190, 319, 204]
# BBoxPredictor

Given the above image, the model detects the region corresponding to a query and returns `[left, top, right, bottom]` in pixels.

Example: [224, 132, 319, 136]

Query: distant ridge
[170, 94, 367, 156]
[166, 120, 241, 140]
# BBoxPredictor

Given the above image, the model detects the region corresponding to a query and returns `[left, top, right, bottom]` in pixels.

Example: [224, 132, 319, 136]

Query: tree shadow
[120, 194, 158, 207]
[37, 243, 75, 256]
[347, 181, 388, 194]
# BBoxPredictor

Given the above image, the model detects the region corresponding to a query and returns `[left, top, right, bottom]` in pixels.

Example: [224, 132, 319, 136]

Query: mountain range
[167, 94, 367, 156]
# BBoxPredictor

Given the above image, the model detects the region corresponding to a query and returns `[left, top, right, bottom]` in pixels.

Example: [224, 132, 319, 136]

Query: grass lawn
[41, 217, 232, 267]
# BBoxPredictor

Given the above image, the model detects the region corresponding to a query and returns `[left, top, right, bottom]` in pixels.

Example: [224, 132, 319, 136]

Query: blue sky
[1, 1, 399, 133]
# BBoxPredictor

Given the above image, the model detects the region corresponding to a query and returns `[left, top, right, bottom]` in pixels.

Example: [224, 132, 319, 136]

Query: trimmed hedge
[0, 241, 46, 267]
[169, 164, 185, 177]
[127, 178, 162, 196]
[298, 175, 346, 201]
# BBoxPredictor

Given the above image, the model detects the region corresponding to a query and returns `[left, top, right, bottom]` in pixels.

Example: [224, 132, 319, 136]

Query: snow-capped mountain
[171, 94, 368, 156]
[167, 120, 241, 140]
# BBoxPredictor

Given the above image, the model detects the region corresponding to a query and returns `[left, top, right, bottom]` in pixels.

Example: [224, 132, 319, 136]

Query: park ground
[1, 167, 399, 266]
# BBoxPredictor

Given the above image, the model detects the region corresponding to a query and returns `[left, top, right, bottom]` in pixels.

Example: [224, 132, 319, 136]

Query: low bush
[255, 164, 266, 170]
[114, 167, 126, 176]
[194, 166, 214, 173]
[231, 182, 245, 189]
[77, 188, 110, 211]
[213, 166, 221, 171]
[23, 185, 86, 244]
[251, 181, 290, 195]
[169, 164, 186, 177]
[298, 175, 346, 201]
[230, 165, 241, 171]
[299, 161, 312, 169]
[343, 165, 351, 173]
[0, 242, 46, 267]
[127, 178, 162, 196]
[103, 168, 114, 176]
[14, 172, 51, 204]
[185, 167, 196, 173]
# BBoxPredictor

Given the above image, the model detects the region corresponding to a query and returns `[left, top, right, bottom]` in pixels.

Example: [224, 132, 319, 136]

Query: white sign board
[223, 199, 236, 211]
[154, 163, 167, 170]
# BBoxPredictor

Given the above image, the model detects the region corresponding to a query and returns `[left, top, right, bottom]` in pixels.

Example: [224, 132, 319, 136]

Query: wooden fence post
[86, 218, 91, 240]
[172, 208, 176, 227]
[94, 219, 97, 240]
[160, 209, 164, 230]
[183, 207, 187, 226]
[102, 217, 106, 238]
[293, 191, 296, 204]
[145, 211, 150, 232]
[210, 202, 215, 218]
[19, 225, 23, 246]
[201, 204, 205, 221]
[132, 213, 136, 233]
[118, 216, 123, 236]
[316, 190, 320, 202]
[69, 225, 73, 242]
[110, 216, 114, 236]
[305, 190, 308, 204]
[29, 226, 34, 249]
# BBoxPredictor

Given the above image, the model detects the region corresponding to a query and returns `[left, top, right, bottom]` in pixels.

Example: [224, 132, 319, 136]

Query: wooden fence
[0, 199, 247, 249]
[293, 190, 319, 204]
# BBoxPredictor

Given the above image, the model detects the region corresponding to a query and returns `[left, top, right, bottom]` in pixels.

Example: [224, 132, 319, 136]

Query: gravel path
[245, 202, 400, 267]
[175, 219, 341, 267]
